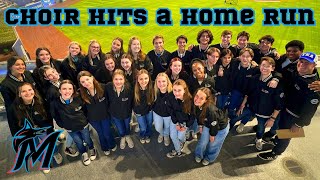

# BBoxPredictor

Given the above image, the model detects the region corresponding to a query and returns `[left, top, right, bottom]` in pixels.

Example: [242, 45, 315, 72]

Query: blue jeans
[195, 124, 229, 163]
[256, 116, 269, 139]
[65, 133, 74, 147]
[186, 120, 198, 135]
[90, 119, 116, 151]
[170, 121, 187, 153]
[269, 115, 280, 136]
[228, 90, 244, 119]
[136, 111, 153, 138]
[112, 116, 131, 137]
[229, 107, 254, 128]
[216, 94, 230, 109]
[69, 126, 94, 154]
[153, 111, 171, 137]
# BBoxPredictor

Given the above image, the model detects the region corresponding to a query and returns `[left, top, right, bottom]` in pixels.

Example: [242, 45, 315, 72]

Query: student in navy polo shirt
[171, 35, 193, 74]
[211, 30, 237, 57]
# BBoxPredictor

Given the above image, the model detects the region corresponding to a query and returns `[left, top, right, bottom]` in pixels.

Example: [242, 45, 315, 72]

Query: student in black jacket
[128, 36, 153, 77]
[232, 31, 259, 58]
[210, 30, 237, 57]
[120, 53, 137, 88]
[1, 56, 36, 111]
[33, 47, 62, 97]
[7, 82, 62, 172]
[205, 47, 220, 78]
[236, 57, 283, 151]
[60, 41, 85, 88]
[258, 52, 320, 160]
[107, 37, 125, 68]
[153, 73, 173, 146]
[166, 79, 195, 158]
[133, 69, 154, 144]
[165, 57, 189, 84]
[83, 40, 105, 76]
[171, 35, 192, 74]
[40, 65, 79, 157]
[147, 35, 171, 80]
[51, 80, 96, 166]
[253, 35, 279, 64]
[106, 69, 134, 150]
[194, 87, 229, 166]
[94, 54, 116, 84]
[78, 71, 116, 155]
[190, 29, 214, 61]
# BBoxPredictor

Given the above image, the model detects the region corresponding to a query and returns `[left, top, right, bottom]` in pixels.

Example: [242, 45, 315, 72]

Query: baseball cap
[299, 52, 318, 64]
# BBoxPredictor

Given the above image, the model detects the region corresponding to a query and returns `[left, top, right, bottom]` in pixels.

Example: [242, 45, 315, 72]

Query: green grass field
[59, 0, 320, 54]
[0, 12, 16, 52]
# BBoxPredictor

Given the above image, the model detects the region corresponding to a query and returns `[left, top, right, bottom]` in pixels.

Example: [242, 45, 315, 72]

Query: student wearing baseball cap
[258, 52, 320, 160]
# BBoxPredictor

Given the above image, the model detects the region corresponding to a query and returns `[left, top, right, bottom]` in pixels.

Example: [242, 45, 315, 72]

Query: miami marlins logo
[7, 119, 62, 173]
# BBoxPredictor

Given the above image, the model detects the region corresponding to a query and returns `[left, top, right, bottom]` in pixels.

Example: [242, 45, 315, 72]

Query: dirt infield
[15, 0, 81, 60]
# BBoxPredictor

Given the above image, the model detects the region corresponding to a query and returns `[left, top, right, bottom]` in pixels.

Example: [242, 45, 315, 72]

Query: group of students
[0, 29, 319, 173]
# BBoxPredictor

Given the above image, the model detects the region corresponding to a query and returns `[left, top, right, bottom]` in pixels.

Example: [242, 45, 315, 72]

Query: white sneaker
[120, 137, 126, 149]
[89, 148, 97, 161]
[236, 123, 245, 133]
[104, 150, 111, 156]
[145, 137, 151, 143]
[82, 152, 91, 166]
[111, 145, 117, 152]
[43, 169, 50, 174]
[53, 153, 63, 164]
[126, 136, 134, 148]
[195, 156, 202, 163]
[256, 138, 263, 151]
[158, 135, 163, 143]
[135, 125, 140, 133]
[202, 159, 210, 166]
[164, 136, 170, 146]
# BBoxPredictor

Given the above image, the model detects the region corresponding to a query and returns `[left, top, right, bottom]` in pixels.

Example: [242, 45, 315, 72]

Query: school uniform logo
[75, 106, 82, 111]
[122, 97, 129, 101]
[8, 119, 62, 173]
[294, 84, 300, 90]
[34, 111, 40, 115]
[98, 97, 105, 102]
[310, 99, 319, 105]
[261, 89, 269, 94]
[211, 121, 217, 126]
[205, 84, 211, 88]
[246, 75, 252, 77]
[280, 93, 284, 98]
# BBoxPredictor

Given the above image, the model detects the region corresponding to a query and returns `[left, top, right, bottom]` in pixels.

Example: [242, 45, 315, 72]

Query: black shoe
[258, 151, 278, 161]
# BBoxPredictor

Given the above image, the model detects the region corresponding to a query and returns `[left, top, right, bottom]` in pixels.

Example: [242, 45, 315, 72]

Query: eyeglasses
[91, 46, 100, 49]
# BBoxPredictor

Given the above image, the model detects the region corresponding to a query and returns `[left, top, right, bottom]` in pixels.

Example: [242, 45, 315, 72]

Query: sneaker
[120, 137, 126, 149]
[255, 138, 263, 151]
[145, 137, 151, 143]
[126, 136, 134, 148]
[202, 159, 210, 166]
[180, 142, 185, 151]
[195, 156, 202, 163]
[43, 169, 50, 174]
[166, 150, 182, 158]
[258, 151, 278, 161]
[135, 125, 140, 133]
[89, 148, 97, 161]
[104, 150, 111, 156]
[82, 152, 91, 166]
[111, 145, 117, 152]
[53, 153, 63, 164]
[140, 138, 146, 144]
[64, 147, 79, 157]
[236, 123, 245, 133]
[164, 136, 170, 146]
[158, 135, 163, 143]
[192, 132, 198, 139]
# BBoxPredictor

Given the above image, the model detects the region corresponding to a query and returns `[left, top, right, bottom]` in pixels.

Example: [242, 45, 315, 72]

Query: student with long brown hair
[94, 53, 116, 84]
[165, 57, 189, 83]
[166, 79, 195, 158]
[108, 37, 125, 68]
[78, 71, 117, 155]
[83, 39, 105, 75]
[133, 69, 154, 144]
[193, 87, 229, 166]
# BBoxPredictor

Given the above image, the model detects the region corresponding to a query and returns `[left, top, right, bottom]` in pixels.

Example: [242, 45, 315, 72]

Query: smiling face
[237, 36, 248, 49]
[113, 74, 125, 89]
[239, 51, 252, 67]
[90, 42, 100, 56]
[286, 47, 302, 61]
[156, 76, 168, 92]
[79, 75, 94, 90]
[38, 50, 51, 65]
[177, 38, 186, 50]
[154, 38, 164, 52]
[105, 58, 115, 72]
[130, 39, 141, 54]
[260, 60, 274, 76]
[121, 58, 132, 71]
[222, 54, 232, 66]
[297, 59, 316, 76]
[194, 90, 207, 107]
[170, 61, 182, 75]
[173, 84, 185, 100]
[221, 34, 232, 45]
[10, 59, 26, 75]
[59, 83, 74, 100]
[137, 73, 149, 90]
[207, 52, 219, 66]
[199, 32, 210, 45]
[112, 39, 122, 53]
[192, 62, 205, 80]
[19, 84, 35, 104]
[259, 39, 272, 52]
[44, 68, 60, 82]
[69, 44, 81, 57]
